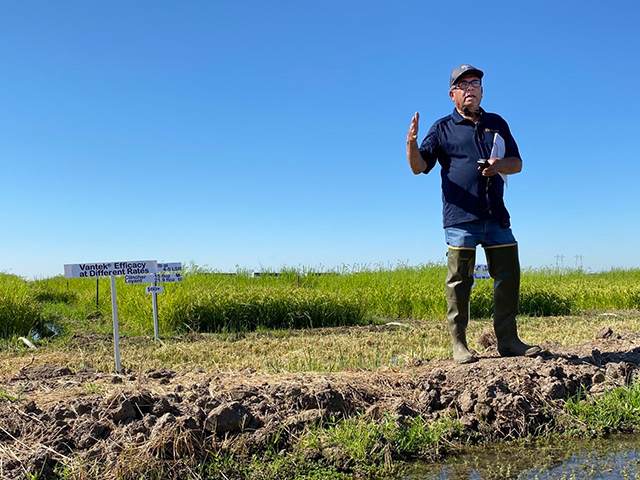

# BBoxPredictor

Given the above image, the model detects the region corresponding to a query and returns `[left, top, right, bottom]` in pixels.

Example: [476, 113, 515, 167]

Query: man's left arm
[482, 156, 522, 177]
[481, 116, 522, 177]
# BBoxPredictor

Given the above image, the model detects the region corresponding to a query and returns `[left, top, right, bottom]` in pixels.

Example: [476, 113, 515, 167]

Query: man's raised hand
[406, 112, 427, 174]
[407, 112, 420, 143]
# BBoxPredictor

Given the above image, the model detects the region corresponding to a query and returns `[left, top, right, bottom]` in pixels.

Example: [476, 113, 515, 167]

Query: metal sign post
[150, 281, 160, 340]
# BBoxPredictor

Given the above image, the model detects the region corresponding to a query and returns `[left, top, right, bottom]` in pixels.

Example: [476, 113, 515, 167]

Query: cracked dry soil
[2, 325, 640, 479]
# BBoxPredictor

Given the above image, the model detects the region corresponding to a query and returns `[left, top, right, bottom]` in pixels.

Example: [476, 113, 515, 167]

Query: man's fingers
[410, 112, 419, 130]
[407, 127, 417, 141]
[408, 111, 420, 142]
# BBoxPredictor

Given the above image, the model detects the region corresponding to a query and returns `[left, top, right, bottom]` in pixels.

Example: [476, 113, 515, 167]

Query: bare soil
[2, 325, 640, 479]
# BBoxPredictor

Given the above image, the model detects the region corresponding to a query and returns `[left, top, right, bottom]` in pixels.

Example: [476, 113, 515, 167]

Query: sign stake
[152, 280, 159, 341]
[110, 274, 121, 373]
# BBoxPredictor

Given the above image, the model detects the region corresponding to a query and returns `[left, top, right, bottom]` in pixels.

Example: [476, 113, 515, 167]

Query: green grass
[3, 265, 640, 376]
[162, 281, 368, 333]
[565, 382, 640, 435]
[0, 273, 43, 338]
[192, 414, 466, 480]
[3, 265, 640, 340]
[304, 413, 465, 463]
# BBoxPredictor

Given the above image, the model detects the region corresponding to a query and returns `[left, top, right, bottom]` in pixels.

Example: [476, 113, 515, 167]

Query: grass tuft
[0, 274, 43, 338]
[565, 382, 640, 435]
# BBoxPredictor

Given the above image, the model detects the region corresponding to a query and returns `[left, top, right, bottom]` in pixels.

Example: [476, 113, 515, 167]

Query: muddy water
[402, 434, 640, 480]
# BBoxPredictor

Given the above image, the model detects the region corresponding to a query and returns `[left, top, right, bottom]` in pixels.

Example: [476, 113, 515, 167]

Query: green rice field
[2, 264, 639, 340]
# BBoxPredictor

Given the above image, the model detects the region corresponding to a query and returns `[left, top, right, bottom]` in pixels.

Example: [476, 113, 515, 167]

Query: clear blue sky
[1, 0, 638, 279]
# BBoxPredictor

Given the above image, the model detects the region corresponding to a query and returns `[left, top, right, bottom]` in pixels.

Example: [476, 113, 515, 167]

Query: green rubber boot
[446, 248, 478, 364]
[485, 244, 541, 357]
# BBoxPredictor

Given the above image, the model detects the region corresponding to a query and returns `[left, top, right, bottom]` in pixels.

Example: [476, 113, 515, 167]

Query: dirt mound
[2, 327, 640, 479]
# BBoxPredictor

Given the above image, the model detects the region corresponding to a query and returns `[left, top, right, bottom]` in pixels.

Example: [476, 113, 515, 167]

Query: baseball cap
[450, 64, 484, 88]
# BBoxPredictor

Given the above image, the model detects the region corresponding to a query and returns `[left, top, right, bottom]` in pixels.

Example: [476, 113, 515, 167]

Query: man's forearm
[494, 156, 522, 174]
[407, 140, 427, 174]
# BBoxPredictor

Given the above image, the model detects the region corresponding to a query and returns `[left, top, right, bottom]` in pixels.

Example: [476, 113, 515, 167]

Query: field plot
[2, 266, 640, 479]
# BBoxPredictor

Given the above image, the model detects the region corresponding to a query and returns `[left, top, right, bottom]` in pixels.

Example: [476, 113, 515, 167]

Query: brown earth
[2, 325, 640, 479]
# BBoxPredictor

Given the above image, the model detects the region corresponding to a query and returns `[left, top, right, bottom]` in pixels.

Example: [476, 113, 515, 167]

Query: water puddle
[29, 322, 61, 340]
[402, 434, 640, 479]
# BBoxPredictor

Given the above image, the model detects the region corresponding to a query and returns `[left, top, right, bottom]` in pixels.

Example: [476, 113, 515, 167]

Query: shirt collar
[451, 107, 485, 124]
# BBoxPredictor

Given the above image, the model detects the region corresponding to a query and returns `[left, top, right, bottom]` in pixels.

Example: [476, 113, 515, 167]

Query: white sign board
[157, 262, 182, 272]
[147, 263, 182, 342]
[473, 264, 490, 283]
[125, 274, 156, 284]
[64, 260, 157, 278]
[63, 260, 160, 373]
[125, 273, 183, 284]
[155, 273, 183, 283]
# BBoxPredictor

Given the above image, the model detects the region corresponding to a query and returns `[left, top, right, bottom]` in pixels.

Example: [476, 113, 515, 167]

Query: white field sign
[124, 262, 183, 340]
[64, 260, 156, 278]
[125, 273, 183, 284]
[157, 262, 182, 272]
[151, 263, 182, 340]
[64, 260, 158, 372]
[474, 264, 490, 280]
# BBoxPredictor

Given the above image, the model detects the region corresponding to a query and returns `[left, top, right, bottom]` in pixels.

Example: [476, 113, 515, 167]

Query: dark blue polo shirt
[418, 108, 521, 228]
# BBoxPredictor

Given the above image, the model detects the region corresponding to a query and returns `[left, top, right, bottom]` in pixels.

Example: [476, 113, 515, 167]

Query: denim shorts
[444, 220, 517, 249]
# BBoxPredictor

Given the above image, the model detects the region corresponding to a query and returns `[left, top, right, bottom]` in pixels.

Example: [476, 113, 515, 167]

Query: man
[406, 64, 541, 364]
